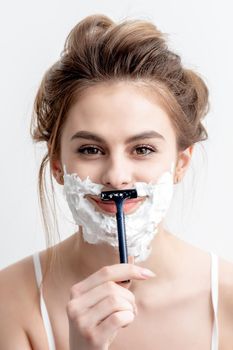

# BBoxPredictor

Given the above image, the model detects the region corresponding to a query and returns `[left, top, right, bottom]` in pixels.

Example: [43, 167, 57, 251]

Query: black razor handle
[100, 189, 138, 284]
[115, 201, 130, 283]
[115, 201, 128, 264]
[100, 189, 137, 265]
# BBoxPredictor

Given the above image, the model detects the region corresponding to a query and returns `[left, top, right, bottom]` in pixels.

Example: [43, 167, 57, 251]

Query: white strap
[33, 251, 219, 350]
[211, 252, 219, 350]
[33, 253, 56, 350]
[33, 252, 43, 288]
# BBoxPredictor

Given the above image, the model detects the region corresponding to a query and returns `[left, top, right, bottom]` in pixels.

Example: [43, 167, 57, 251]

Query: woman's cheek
[135, 160, 175, 184]
[68, 161, 103, 182]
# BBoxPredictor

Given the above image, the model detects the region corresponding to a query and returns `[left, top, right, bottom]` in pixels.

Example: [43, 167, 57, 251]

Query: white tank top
[33, 251, 219, 350]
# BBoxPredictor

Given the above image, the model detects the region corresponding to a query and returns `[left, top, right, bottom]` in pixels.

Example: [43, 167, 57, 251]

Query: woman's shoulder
[212, 252, 233, 312]
[191, 246, 233, 347]
[0, 256, 34, 301]
[218, 254, 233, 344]
[178, 238, 233, 346]
[0, 254, 43, 349]
[0, 254, 37, 299]
[218, 254, 233, 286]
[174, 235, 233, 295]
[0, 254, 39, 320]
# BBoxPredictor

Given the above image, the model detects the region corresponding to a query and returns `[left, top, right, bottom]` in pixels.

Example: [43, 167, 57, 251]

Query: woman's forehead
[63, 83, 175, 141]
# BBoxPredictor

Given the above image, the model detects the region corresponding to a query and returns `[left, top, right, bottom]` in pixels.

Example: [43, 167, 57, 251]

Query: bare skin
[1, 82, 233, 349]
[1, 227, 233, 350]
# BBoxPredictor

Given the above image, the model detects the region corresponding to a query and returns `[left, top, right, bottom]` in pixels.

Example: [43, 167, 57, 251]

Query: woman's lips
[87, 196, 146, 215]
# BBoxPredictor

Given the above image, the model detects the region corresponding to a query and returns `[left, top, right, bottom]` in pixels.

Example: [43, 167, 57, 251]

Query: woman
[0, 14, 232, 350]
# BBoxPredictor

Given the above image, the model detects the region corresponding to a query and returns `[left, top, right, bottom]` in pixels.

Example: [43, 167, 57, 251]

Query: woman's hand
[67, 260, 155, 350]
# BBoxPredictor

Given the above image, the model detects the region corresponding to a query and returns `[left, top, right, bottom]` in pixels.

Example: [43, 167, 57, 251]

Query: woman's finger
[69, 280, 136, 316]
[94, 310, 136, 346]
[78, 295, 136, 330]
[70, 263, 156, 296]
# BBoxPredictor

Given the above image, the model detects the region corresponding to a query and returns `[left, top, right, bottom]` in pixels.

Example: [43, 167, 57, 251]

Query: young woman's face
[59, 82, 178, 188]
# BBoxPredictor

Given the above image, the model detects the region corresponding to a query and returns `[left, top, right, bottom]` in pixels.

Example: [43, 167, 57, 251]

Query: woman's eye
[134, 145, 156, 155]
[77, 146, 104, 155]
[76, 144, 156, 157]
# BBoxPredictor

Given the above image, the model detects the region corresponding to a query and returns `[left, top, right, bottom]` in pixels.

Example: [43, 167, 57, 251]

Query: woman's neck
[58, 224, 184, 289]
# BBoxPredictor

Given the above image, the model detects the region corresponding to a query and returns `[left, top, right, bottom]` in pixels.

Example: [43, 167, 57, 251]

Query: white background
[0, 0, 232, 268]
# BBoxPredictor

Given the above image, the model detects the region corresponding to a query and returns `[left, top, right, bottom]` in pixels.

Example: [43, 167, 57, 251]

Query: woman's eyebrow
[70, 131, 104, 143]
[126, 131, 165, 143]
[70, 130, 165, 143]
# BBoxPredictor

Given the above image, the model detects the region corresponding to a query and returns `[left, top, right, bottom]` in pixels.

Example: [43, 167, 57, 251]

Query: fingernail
[140, 268, 156, 278]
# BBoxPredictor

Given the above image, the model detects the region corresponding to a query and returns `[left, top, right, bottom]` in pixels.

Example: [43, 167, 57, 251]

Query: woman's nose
[101, 156, 133, 189]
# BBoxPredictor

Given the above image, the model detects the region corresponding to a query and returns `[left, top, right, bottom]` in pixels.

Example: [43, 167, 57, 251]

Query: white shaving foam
[62, 163, 175, 262]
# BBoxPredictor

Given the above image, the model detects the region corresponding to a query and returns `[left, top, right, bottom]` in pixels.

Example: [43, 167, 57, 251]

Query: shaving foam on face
[62, 163, 175, 262]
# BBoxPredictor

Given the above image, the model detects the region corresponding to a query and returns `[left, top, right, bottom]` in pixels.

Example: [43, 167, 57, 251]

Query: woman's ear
[51, 158, 64, 185]
[174, 145, 194, 183]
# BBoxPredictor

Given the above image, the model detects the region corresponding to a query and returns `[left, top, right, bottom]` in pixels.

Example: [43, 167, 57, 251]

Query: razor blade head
[100, 189, 138, 201]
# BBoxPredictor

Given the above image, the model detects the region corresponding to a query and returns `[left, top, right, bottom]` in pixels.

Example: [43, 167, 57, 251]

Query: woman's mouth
[87, 195, 146, 215]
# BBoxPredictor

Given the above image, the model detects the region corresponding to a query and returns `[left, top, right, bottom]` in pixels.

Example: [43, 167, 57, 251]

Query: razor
[100, 189, 138, 282]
